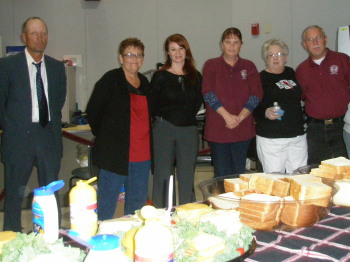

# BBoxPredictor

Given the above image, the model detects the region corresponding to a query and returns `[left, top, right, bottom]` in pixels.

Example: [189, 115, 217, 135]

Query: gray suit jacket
[0, 51, 67, 164]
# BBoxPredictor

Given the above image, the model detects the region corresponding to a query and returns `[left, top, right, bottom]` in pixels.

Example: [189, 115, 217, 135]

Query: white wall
[0, 0, 349, 205]
[1, 0, 349, 110]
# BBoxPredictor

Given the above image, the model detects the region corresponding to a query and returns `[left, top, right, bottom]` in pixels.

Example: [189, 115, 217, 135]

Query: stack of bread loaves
[206, 172, 333, 230]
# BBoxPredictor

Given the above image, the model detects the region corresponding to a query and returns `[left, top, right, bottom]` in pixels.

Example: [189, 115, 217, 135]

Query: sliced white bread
[321, 157, 350, 174]
[280, 196, 321, 227]
[208, 192, 240, 210]
[289, 179, 332, 207]
[240, 193, 282, 213]
[239, 173, 254, 182]
[343, 173, 350, 180]
[238, 193, 283, 230]
[282, 174, 322, 183]
[240, 216, 279, 230]
[233, 189, 259, 198]
[310, 168, 343, 180]
[224, 178, 248, 193]
[239, 208, 280, 222]
[251, 174, 290, 197]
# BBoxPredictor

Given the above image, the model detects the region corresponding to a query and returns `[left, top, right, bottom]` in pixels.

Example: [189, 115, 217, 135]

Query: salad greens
[0, 232, 86, 262]
[172, 219, 254, 262]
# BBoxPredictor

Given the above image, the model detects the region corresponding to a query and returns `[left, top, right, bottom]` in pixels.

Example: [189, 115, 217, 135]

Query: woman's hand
[223, 113, 240, 129]
[265, 107, 280, 120]
[216, 107, 240, 129]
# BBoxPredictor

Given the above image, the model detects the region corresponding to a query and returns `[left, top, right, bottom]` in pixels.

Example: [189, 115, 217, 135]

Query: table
[247, 206, 350, 262]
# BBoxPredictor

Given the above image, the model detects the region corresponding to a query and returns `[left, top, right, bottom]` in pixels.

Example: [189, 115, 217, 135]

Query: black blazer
[86, 67, 151, 176]
[0, 51, 67, 164]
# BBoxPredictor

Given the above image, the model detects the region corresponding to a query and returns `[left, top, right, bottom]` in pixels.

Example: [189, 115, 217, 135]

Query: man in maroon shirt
[296, 25, 350, 165]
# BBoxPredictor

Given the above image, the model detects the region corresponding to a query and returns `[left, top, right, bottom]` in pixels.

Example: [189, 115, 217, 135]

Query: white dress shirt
[25, 48, 51, 123]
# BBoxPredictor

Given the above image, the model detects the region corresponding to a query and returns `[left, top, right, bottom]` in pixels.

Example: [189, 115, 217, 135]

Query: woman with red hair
[150, 34, 202, 207]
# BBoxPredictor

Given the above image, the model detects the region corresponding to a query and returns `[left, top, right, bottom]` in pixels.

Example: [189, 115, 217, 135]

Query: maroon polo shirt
[202, 55, 263, 143]
[296, 49, 350, 119]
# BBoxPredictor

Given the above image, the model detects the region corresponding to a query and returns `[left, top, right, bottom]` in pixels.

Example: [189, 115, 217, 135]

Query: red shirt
[202, 55, 263, 143]
[129, 93, 150, 162]
[296, 49, 350, 119]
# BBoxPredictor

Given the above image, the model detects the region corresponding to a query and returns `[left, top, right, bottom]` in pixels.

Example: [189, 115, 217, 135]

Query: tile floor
[0, 165, 215, 233]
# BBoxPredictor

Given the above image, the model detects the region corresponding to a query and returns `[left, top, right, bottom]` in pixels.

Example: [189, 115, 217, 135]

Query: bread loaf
[238, 193, 282, 230]
[239, 216, 279, 231]
[310, 168, 343, 180]
[282, 174, 322, 183]
[224, 178, 248, 193]
[280, 196, 321, 227]
[250, 174, 290, 197]
[289, 179, 332, 207]
[239, 173, 255, 182]
[321, 157, 350, 174]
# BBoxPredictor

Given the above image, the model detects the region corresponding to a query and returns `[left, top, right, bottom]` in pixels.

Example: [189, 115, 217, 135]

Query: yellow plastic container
[69, 177, 98, 237]
[134, 206, 174, 262]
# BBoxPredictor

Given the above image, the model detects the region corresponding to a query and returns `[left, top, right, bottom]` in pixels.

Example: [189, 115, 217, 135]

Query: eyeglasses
[305, 35, 324, 43]
[123, 53, 144, 59]
[266, 52, 285, 58]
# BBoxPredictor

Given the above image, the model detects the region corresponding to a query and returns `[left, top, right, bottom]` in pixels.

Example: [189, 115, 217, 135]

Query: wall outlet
[63, 55, 82, 67]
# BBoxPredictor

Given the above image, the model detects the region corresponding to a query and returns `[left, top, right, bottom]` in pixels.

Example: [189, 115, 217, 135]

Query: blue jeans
[97, 160, 151, 220]
[209, 140, 251, 178]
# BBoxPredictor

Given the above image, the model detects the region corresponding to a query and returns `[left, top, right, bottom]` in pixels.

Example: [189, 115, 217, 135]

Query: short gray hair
[301, 25, 326, 41]
[261, 38, 289, 64]
[22, 17, 47, 34]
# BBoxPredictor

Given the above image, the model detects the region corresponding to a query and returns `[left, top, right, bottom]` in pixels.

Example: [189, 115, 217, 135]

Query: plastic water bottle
[32, 180, 65, 244]
[69, 177, 98, 237]
[273, 102, 284, 120]
[134, 206, 174, 262]
[118, 185, 125, 203]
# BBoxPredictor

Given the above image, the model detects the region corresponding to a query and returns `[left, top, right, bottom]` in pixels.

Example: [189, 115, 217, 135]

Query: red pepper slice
[236, 247, 245, 255]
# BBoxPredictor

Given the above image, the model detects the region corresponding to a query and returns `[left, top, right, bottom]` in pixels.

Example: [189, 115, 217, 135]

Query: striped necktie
[33, 62, 49, 127]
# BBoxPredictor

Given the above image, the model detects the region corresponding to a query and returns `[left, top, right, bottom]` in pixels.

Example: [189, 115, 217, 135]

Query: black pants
[3, 124, 61, 232]
[306, 119, 347, 165]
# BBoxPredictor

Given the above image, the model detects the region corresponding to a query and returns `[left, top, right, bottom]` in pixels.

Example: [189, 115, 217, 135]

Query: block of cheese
[186, 232, 225, 260]
[176, 203, 212, 223]
[0, 231, 17, 255]
[224, 178, 248, 193]
[289, 179, 332, 207]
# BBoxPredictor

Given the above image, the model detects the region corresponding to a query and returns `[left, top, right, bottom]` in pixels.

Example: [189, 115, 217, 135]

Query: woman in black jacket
[86, 38, 151, 220]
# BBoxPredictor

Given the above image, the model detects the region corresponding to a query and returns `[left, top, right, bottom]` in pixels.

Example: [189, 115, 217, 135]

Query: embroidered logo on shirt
[276, 80, 297, 90]
[240, 70, 247, 80]
[330, 65, 339, 75]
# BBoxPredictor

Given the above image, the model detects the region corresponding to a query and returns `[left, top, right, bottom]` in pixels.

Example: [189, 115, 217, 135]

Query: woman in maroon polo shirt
[202, 27, 263, 177]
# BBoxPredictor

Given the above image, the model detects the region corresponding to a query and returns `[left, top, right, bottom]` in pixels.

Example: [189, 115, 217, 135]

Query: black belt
[308, 116, 344, 125]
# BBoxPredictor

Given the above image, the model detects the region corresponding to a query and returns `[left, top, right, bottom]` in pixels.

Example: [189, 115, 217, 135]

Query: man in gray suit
[0, 17, 67, 231]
